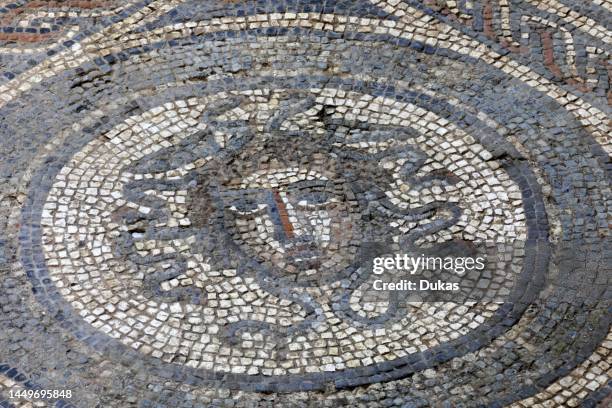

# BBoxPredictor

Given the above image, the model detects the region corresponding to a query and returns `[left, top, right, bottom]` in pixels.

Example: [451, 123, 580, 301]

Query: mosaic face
[220, 166, 360, 285]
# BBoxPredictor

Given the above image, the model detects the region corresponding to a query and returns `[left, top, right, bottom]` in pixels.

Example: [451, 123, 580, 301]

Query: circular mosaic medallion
[38, 85, 539, 377]
[19, 36, 550, 391]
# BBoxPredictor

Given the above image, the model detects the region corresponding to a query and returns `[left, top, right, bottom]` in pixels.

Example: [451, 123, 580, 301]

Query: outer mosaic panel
[0, 1, 610, 407]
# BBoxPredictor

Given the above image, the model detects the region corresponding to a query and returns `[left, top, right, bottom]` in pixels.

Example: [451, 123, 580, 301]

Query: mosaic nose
[269, 189, 315, 245]
[271, 190, 295, 240]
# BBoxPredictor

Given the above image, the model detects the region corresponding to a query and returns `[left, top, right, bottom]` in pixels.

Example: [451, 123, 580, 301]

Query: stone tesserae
[0, 1, 610, 407]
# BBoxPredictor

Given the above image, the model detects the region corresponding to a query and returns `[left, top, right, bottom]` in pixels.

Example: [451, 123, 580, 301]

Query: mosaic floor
[0, 1, 610, 407]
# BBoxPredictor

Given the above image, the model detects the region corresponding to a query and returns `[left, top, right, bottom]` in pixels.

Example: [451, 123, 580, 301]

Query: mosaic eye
[228, 197, 267, 214]
[295, 191, 333, 207]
